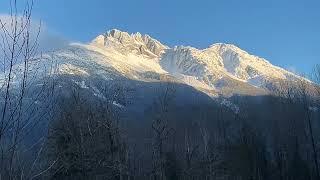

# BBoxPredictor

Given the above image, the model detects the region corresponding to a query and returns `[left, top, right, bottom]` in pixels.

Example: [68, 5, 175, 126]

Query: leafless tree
[183, 128, 198, 180]
[312, 64, 320, 105]
[37, 81, 131, 180]
[295, 77, 320, 179]
[313, 64, 320, 84]
[151, 82, 176, 180]
[0, 1, 56, 179]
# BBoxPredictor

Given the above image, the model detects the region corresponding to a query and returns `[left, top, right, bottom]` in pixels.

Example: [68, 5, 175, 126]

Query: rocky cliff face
[93, 29, 168, 58]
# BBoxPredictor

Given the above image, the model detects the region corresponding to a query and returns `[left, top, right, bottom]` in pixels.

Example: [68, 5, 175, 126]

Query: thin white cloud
[0, 14, 69, 54]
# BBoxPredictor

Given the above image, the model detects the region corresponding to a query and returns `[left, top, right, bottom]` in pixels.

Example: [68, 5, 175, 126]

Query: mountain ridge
[87, 29, 304, 96]
[0, 29, 307, 102]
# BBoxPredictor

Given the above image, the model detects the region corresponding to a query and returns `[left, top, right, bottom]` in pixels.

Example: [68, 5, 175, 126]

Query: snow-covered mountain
[79, 29, 302, 97]
[3, 29, 306, 101]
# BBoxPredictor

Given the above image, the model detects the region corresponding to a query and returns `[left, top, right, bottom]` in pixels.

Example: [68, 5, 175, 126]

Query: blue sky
[0, 0, 319, 74]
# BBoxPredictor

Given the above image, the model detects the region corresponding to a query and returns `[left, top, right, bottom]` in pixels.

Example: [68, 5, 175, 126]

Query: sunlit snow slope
[80, 29, 301, 96]
[15, 29, 304, 98]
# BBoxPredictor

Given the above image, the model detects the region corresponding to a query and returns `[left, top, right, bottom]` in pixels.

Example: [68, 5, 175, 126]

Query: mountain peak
[91, 29, 168, 57]
[208, 43, 248, 55]
[108, 28, 126, 35]
[106, 29, 131, 43]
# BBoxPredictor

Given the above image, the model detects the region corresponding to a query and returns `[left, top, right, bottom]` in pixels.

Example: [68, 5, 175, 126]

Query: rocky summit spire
[92, 29, 168, 57]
